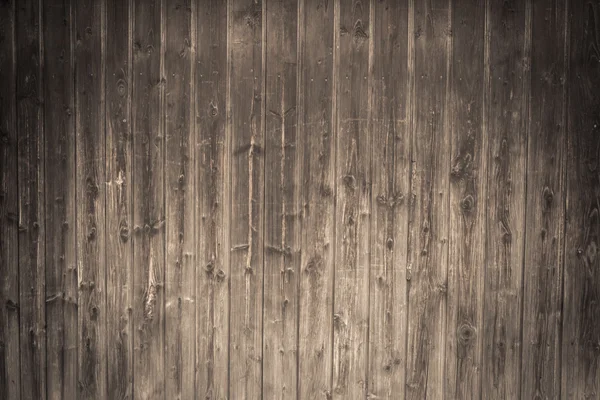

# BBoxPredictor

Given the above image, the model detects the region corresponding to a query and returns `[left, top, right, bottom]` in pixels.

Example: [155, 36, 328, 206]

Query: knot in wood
[458, 323, 476, 345]
[461, 195, 474, 211]
[543, 186, 554, 206]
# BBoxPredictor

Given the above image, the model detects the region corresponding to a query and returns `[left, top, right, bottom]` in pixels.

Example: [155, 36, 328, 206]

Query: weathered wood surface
[2, 0, 600, 399]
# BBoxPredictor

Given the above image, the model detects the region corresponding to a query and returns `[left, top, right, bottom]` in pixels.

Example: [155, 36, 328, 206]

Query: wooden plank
[520, 0, 568, 398]
[132, 0, 165, 397]
[0, 1, 20, 398]
[332, 0, 370, 398]
[164, 0, 195, 398]
[444, 0, 486, 398]
[481, 1, 529, 398]
[74, 0, 107, 398]
[262, 0, 300, 398]
[404, 0, 451, 398]
[561, 1, 600, 398]
[44, 0, 77, 398]
[16, 0, 46, 398]
[367, 0, 410, 397]
[195, 0, 229, 398]
[105, 0, 133, 398]
[227, 0, 265, 397]
[297, 0, 336, 397]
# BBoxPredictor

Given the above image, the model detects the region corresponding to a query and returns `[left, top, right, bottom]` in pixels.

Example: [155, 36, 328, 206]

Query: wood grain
[164, 0, 195, 398]
[0, 1, 20, 399]
[105, 0, 133, 398]
[405, 0, 451, 398]
[132, 0, 165, 397]
[332, 0, 371, 398]
[481, 0, 530, 398]
[44, 0, 77, 398]
[262, 0, 300, 398]
[297, 0, 336, 398]
[16, 0, 46, 398]
[367, 0, 410, 397]
[561, 1, 600, 398]
[195, 0, 229, 398]
[227, 0, 265, 398]
[445, 0, 486, 398]
[521, 0, 568, 398]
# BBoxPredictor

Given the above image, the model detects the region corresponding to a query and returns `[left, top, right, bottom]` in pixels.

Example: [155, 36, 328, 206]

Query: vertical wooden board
[404, 0, 451, 398]
[445, 0, 486, 398]
[164, 0, 195, 398]
[132, 0, 165, 397]
[195, 0, 229, 398]
[367, 0, 410, 397]
[481, 1, 529, 398]
[227, 0, 265, 397]
[74, 0, 107, 398]
[44, 0, 77, 398]
[16, 0, 46, 398]
[262, 0, 300, 398]
[105, 0, 133, 398]
[561, 1, 600, 398]
[0, 1, 20, 398]
[297, 0, 336, 398]
[332, 0, 370, 398]
[521, 0, 567, 398]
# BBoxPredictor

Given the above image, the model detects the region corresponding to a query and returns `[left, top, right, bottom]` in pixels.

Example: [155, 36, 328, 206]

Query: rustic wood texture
[262, 0, 300, 398]
[3, 0, 600, 399]
[562, 0, 600, 398]
[43, 0, 77, 398]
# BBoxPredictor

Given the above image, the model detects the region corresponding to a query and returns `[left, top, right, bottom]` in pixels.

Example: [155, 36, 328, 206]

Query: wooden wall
[0, 0, 599, 399]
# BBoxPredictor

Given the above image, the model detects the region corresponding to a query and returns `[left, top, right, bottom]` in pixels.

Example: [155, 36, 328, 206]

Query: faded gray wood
[481, 0, 530, 398]
[262, 0, 300, 398]
[367, 0, 410, 397]
[195, 0, 229, 398]
[44, 0, 77, 398]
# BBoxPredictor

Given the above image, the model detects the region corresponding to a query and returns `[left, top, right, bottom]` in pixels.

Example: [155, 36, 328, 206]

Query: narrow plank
[332, 0, 370, 398]
[164, 0, 195, 398]
[195, 0, 229, 398]
[481, 0, 529, 398]
[132, 0, 165, 397]
[0, 1, 20, 398]
[74, 0, 107, 398]
[445, 0, 486, 398]
[16, 0, 46, 398]
[561, 1, 600, 398]
[520, 0, 568, 398]
[44, 0, 77, 398]
[367, 0, 410, 397]
[105, 0, 133, 398]
[262, 0, 300, 398]
[227, 0, 265, 397]
[297, 0, 336, 397]
[404, 0, 451, 398]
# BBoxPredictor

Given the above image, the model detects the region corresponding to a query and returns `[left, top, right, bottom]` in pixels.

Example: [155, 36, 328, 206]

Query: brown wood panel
[16, 0, 46, 398]
[195, 0, 229, 398]
[44, 0, 77, 398]
[74, 0, 107, 398]
[445, 0, 486, 398]
[297, 0, 336, 398]
[367, 0, 410, 397]
[132, 0, 165, 397]
[164, 1, 195, 398]
[227, 0, 265, 398]
[521, 0, 568, 398]
[105, 0, 134, 398]
[332, 0, 370, 398]
[562, 1, 600, 398]
[481, 0, 530, 398]
[262, 0, 300, 398]
[405, 0, 451, 398]
[0, 1, 20, 399]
